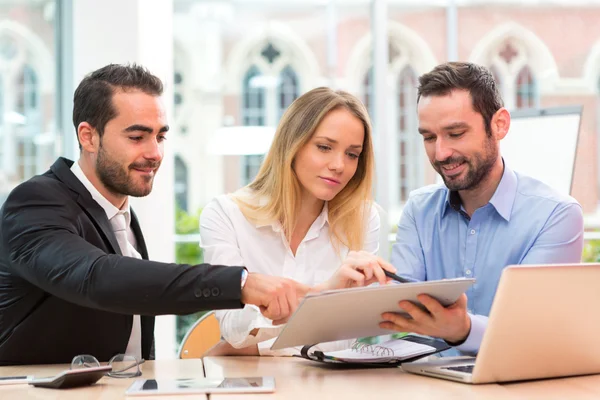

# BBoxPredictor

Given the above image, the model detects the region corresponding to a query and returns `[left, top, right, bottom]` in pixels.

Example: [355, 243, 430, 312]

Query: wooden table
[204, 356, 600, 400]
[0, 359, 206, 399]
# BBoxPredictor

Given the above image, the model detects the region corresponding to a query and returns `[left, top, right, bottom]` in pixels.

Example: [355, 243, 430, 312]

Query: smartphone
[125, 377, 275, 396]
[29, 366, 112, 389]
[0, 375, 32, 385]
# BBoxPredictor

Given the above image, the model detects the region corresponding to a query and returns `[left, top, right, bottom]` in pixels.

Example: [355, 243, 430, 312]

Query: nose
[435, 137, 453, 162]
[328, 151, 345, 173]
[144, 137, 164, 162]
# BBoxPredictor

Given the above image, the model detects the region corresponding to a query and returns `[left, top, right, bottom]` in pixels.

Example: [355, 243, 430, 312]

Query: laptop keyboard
[443, 365, 475, 373]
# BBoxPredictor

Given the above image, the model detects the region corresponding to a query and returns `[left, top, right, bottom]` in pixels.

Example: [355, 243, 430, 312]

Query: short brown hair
[417, 62, 503, 136]
[73, 63, 163, 149]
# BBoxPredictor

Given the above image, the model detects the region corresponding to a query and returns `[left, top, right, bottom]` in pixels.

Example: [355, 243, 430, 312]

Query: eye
[423, 136, 435, 142]
[449, 132, 465, 138]
[129, 136, 143, 142]
[347, 152, 360, 160]
[317, 144, 331, 152]
[157, 135, 167, 142]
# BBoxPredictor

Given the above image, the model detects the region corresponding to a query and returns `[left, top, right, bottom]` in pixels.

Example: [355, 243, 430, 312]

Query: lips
[320, 176, 341, 185]
[440, 161, 465, 177]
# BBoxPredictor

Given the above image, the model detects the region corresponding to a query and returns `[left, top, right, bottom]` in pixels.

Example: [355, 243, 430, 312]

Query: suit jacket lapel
[50, 157, 123, 256]
[130, 210, 149, 260]
[130, 207, 153, 358]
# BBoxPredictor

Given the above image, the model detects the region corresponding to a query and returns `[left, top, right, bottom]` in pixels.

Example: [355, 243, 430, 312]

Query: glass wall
[3, 0, 600, 357]
[0, 0, 57, 206]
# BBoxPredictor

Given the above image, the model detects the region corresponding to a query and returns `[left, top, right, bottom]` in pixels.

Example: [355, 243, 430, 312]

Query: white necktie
[110, 211, 142, 360]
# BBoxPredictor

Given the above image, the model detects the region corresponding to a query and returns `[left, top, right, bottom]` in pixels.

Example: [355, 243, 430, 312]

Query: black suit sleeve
[0, 180, 244, 316]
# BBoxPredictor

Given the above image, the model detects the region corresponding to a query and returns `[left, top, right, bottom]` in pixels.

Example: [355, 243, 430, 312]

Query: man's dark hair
[417, 62, 503, 136]
[73, 63, 163, 149]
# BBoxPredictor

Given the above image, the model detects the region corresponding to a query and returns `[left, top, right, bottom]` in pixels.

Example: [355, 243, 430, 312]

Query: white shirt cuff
[454, 314, 488, 355]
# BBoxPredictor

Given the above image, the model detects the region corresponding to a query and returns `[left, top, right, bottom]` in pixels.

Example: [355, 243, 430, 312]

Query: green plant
[174, 207, 207, 344]
[582, 239, 600, 262]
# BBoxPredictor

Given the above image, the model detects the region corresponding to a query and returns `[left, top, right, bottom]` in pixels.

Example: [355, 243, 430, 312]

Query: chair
[178, 311, 221, 359]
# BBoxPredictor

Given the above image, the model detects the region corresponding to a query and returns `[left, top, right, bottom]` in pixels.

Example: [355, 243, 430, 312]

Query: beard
[96, 143, 160, 198]
[433, 138, 498, 191]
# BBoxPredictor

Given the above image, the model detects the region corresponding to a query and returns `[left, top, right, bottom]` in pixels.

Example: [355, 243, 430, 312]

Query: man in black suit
[0, 64, 304, 365]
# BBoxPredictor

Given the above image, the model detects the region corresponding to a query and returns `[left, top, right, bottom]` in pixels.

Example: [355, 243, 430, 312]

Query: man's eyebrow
[123, 125, 170, 133]
[124, 125, 153, 133]
[418, 123, 470, 135]
[442, 122, 469, 131]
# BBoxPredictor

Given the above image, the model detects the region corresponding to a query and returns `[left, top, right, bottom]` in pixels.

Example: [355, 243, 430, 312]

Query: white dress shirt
[71, 161, 142, 359]
[200, 193, 381, 356]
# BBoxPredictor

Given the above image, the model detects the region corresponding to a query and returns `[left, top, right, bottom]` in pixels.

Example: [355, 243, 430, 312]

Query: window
[278, 65, 298, 119]
[487, 40, 539, 110]
[240, 61, 300, 186]
[174, 70, 184, 116]
[15, 64, 40, 181]
[515, 65, 537, 110]
[174, 155, 188, 212]
[489, 65, 502, 90]
[241, 65, 267, 186]
[397, 66, 419, 203]
[362, 67, 373, 116]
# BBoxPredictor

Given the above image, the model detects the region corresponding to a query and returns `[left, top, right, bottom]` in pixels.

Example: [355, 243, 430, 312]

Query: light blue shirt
[391, 165, 584, 355]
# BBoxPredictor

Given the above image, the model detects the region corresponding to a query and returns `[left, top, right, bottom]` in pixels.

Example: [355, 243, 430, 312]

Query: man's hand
[379, 293, 472, 344]
[241, 273, 309, 324]
[313, 251, 396, 292]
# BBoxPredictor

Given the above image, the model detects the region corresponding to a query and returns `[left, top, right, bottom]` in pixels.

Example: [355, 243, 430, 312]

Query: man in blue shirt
[381, 62, 584, 355]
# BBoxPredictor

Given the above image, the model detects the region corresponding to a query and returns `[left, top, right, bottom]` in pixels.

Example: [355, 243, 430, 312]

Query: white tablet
[272, 278, 475, 350]
[125, 377, 275, 396]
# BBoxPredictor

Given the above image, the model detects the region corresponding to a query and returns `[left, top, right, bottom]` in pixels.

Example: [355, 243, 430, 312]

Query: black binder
[296, 335, 450, 368]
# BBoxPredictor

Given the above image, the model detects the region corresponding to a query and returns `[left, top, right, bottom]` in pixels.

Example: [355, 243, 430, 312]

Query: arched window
[277, 65, 298, 118]
[173, 70, 184, 117]
[515, 65, 537, 109]
[397, 66, 419, 203]
[174, 155, 188, 212]
[16, 64, 38, 119]
[489, 65, 502, 90]
[0, 77, 4, 174]
[15, 64, 39, 180]
[362, 67, 373, 116]
[241, 66, 267, 185]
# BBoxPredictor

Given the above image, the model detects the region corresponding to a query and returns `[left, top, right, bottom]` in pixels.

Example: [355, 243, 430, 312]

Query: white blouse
[199, 194, 381, 356]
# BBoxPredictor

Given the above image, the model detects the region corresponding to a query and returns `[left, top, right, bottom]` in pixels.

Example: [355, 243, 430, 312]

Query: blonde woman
[200, 87, 395, 356]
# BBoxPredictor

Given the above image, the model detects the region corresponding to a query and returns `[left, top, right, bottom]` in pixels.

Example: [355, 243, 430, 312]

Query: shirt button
[466, 270, 472, 275]
[470, 229, 476, 235]
[202, 288, 211, 298]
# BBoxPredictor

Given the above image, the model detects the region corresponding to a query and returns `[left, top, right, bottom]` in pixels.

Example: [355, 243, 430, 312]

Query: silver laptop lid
[472, 263, 600, 384]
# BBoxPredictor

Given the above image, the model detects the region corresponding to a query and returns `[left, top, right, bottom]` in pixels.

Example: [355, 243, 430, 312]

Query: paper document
[322, 338, 436, 363]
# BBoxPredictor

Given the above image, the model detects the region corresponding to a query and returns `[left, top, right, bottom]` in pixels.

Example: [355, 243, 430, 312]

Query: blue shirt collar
[443, 161, 517, 222]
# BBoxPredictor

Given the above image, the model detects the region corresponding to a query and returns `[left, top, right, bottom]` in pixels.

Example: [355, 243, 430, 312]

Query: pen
[383, 270, 412, 284]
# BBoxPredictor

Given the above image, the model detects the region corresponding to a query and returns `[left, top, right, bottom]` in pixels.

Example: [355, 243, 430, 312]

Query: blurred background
[2, 0, 600, 357]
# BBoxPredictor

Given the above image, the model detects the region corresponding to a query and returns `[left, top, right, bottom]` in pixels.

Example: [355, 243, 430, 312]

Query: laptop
[402, 264, 600, 384]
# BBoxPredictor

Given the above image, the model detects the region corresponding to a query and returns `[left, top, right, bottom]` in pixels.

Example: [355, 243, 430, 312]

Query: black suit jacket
[0, 158, 245, 365]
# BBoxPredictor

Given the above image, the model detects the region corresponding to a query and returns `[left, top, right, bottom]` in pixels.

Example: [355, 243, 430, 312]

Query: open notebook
[298, 335, 450, 367]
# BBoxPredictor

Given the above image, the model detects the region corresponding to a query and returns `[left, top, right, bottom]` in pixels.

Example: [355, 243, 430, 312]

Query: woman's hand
[204, 340, 260, 357]
[313, 251, 397, 292]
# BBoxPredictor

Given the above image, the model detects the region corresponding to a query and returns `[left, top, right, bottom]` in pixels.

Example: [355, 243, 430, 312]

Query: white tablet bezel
[125, 376, 276, 396]
[271, 278, 475, 350]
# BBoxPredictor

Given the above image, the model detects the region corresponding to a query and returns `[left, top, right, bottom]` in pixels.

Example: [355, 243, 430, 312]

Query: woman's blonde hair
[232, 87, 375, 251]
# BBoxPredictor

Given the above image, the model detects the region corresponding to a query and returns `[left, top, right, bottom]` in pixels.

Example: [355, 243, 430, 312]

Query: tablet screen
[126, 377, 275, 395]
